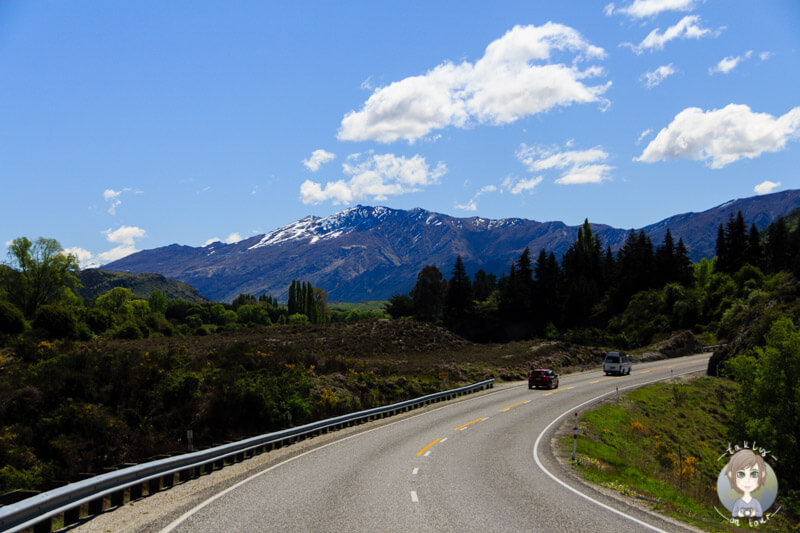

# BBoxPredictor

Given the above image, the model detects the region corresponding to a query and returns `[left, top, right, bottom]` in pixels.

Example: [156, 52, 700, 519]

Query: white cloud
[502, 176, 544, 194]
[103, 187, 141, 215]
[642, 64, 676, 88]
[754, 180, 781, 195]
[637, 129, 653, 144]
[62, 247, 96, 269]
[338, 23, 609, 144]
[302, 149, 336, 172]
[454, 185, 498, 211]
[516, 143, 614, 184]
[636, 104, 800, 168]
[623, 15, 718, 54]
[97, 225, 147, 264]
[300, 153, 447, 204]
[203, 233, 243, 246]
[709, 51, 752, 75]
[608, 0, 698, 18]
[760, 51, 773, 61]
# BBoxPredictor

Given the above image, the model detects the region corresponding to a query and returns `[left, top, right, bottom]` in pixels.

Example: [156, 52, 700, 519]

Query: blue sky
[2, 1, 799, 267]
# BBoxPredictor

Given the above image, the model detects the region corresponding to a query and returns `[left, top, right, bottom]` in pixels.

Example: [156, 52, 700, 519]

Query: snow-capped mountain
[103, 190, 800, 302]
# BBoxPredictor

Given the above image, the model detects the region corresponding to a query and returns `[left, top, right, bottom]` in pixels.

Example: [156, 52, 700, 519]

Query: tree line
[0, 237, 384, 343]
[388, 212, 800, 345]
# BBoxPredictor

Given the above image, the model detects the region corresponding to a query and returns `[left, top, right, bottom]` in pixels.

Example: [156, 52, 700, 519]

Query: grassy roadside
[561, 376, 794, 532]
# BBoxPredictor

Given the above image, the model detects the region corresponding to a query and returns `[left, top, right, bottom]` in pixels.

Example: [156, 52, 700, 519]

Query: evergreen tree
[533, 249, 561, 329]
[725, 211, 748, 273]
[654, 228, 676, 287]
[411, 265, 446, 321]
[715, 224, 729, 273]
[472, 269, 497, 301]
[611, 230, 654, 315]
[561, 220, 605, 326]
[765, 217, 790, 273]
[746, 223, 763, 269]
[674, 238, 693, 286]
[444, 256, 474, 323]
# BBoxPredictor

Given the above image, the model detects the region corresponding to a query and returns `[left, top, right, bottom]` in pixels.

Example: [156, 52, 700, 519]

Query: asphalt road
[144, 352, 709, 533]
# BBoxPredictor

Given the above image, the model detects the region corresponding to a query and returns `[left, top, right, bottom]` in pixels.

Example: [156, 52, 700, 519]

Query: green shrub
[115, 321, 142, 339]
[288, 313, 310, 325]
[83, 308, 114, 334]
[0, 300, 26, 336]
[33, 305, 79, 340]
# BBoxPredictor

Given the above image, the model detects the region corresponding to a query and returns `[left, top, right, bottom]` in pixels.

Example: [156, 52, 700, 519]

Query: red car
[528, 368, 559, 390]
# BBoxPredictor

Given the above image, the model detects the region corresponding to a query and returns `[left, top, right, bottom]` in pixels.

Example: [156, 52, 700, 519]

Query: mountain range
[103, 189, 800, 303]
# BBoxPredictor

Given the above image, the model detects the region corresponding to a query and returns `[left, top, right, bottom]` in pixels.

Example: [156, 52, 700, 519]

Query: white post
[572, 412, 578, 461]
[187, 430, 194, 452]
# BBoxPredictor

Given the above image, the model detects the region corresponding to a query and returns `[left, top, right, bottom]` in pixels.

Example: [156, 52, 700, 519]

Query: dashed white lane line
[410, 490, 419, 503]
[412, 467, 419, 475]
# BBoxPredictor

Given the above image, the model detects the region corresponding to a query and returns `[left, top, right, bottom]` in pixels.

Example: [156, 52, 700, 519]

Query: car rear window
[605, 355, 620, 363]
[532, 370, 548, 376]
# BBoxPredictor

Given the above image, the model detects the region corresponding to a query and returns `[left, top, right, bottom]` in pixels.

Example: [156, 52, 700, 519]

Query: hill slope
[77, 269, 207, 302]
[103, 190, 800, 302]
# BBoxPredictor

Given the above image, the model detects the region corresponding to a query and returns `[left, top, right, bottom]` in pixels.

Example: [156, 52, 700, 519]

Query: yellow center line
[499, 400, 530, 412]
[665, 361, 695, 368]
[542, 386, 574, 396]
[589, 377, 617, 384]
[417, 438, 442, 456]
[454, 417, 487, 431]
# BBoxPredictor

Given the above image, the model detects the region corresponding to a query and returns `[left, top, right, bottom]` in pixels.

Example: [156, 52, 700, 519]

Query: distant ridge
[78, 270, 207, 302]
[103, 189, 800, 302]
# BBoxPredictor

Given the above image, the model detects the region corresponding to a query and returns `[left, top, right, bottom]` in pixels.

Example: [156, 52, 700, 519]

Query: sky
[2, 1, 799, 268]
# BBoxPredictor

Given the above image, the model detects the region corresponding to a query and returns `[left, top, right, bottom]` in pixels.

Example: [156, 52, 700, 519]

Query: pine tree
[725, 211, 747, 273]
[674, 238, 693, 286]
[472, 269, 496, 301]
[746, 223, 763, 269]
[766, 218, 790, 273]
[715, 223, 729, 274]
[562, 220, 605, 326]
[444, 256, 474, 323]
[411, 265, 446, 321]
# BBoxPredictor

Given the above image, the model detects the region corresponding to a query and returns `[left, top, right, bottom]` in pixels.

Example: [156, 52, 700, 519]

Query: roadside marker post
[616, 386, 619, 401]
[187, 430, 194, 452]
[572, 412, 578, 461]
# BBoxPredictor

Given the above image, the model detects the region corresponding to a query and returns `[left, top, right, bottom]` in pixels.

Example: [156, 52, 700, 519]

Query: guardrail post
[148, 477, 161, 494]
[63, 505, 81, 526]
[88, 496, 104, 515]
[130, 482, 143, 501]
[33, 517, 52, 533]
[110, 488, 124, 507]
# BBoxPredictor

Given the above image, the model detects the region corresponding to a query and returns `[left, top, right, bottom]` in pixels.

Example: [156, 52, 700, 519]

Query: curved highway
[83, 353, 710, 532]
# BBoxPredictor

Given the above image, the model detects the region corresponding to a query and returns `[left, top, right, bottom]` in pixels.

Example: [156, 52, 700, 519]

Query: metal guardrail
[0, 378, 494, 533]
[702, 344, 728, 352]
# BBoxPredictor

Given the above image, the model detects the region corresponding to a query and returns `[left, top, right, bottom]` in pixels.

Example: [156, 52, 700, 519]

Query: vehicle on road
[604, 351, 632, 375]
[528, 368, 559, 389]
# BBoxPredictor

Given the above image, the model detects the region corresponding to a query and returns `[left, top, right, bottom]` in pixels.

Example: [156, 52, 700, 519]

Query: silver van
[604, 351, 631, 375]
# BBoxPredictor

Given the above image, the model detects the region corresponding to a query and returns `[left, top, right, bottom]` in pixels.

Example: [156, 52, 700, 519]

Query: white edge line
[532, 367, 704, 533]
[160, 386, 506, 532]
